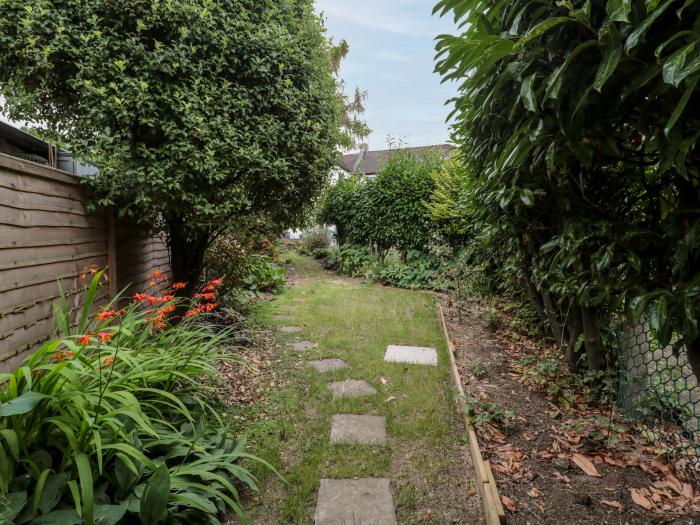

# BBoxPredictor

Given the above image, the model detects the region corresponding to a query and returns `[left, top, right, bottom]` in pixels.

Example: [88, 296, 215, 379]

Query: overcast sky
[315, 0, 459, 151]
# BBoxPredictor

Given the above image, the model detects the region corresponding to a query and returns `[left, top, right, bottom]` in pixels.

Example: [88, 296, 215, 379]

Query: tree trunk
[523, 277, 551, 337]
[581, 306, 607, 371]
[563, 303, 583, 371]
[168, 223, 210, 299]
[541, 290, 564, 345]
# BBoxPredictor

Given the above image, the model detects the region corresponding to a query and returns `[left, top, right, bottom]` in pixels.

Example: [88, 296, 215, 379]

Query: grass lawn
[235, 252, 479, 524]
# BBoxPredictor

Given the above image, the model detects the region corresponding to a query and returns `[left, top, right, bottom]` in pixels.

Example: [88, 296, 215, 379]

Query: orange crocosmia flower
[96, 309, 116, 321]
[97, 332, 115, 342]
[153, 270, 164, 278]
[102, 356, 115, 367]
[201, 284, 215, 293]
[149, 280, 157, 287]
[159, 304, 176, 315]
[195, 293, 216, 301]
[208, 278, 223, 287]
[79, 274, 87, 280]
[51, 351, 74, 361]
[133, 293, 148, 301]
[171, 282, 187, 290]
[78, 335, 92, 345]
[184, 308, 198, 318]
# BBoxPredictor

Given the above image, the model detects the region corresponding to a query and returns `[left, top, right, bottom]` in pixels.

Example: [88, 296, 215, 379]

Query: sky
[315, 0, 460, 152]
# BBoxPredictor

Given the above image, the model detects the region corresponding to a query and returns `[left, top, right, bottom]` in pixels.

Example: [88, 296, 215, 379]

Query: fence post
[106, 208, 118, 299]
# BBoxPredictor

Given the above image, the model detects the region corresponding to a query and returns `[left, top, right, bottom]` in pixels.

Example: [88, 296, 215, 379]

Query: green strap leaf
[517, 17, 574, 47]
[665, 75, 699, 136]
[594, 45, 623, 91]
[74, 453, 94, 525]
[140, 463, 170, 525]
[0, 392, 51, 416]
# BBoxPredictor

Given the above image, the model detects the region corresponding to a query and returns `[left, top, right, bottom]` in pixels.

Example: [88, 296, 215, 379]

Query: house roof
[339, 144, 454, 176]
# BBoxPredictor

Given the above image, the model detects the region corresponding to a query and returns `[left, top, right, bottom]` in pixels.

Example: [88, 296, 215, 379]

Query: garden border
[438, 303, 506, 525]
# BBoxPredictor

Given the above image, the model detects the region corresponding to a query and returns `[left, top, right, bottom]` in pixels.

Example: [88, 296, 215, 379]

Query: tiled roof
[339, 144, 454, 176]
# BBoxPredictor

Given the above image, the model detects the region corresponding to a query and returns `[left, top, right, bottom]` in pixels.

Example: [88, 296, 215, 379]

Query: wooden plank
[0, 152, 79, 185]
[0, 226, 105, 248]
[106, 209, 118, 299]
[0, 244, 107, 269]
[0, 186, 86, 215]
[0, 206, 105, 228]
[485, 461, 507, 523]
[0, 255, 108, 293]
[438, 303, 506, 525]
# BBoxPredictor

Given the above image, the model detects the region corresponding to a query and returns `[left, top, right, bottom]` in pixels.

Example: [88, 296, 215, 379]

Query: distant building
[338, 144, 454, 180]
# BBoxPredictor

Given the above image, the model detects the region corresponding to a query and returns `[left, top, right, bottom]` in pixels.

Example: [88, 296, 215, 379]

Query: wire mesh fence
[618, 319, 700, 484]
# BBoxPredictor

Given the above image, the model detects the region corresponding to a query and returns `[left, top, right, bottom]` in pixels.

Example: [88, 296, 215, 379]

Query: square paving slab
[308, 359, 349, 373]
[280, 326, 303, 333]
[327, 379, 377, 398]
[291, 340, 317, 351]
[315, 478, 396, 525]
[330, 414, 387, 445]
[384, 345, 438, 366]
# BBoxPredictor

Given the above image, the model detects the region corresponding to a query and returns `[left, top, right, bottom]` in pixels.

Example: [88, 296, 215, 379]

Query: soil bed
[439, 298, 700, 525]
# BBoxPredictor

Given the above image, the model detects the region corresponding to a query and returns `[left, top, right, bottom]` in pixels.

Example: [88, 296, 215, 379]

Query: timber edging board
[437, 302, 507, 525]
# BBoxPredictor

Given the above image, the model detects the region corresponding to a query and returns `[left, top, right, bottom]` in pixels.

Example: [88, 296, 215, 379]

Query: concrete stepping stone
[273, 314, 295, 321]
[291, 340, 316, 351]
[384, 344, 438, 366]
[330, 414, 387, 445]
[315, 478, 396, 525]
[280, 326, 303, 333]
[308, 359, 348, 373]
[327, 379, 377, 398]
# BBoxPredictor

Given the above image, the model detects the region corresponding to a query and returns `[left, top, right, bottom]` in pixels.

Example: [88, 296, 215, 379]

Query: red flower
[207, 278, 223, 287]
[96, 309, 116, 321]
[78, 335, 92, 345]
[51, 351, 74, 361]
[97, 332, 115, 343]
[184, 309, 198, 318]
[195, 293, 216, 301]
[133, 293, 148, 302]
[171, 282, 187, 290]
[102, 356, 115, 367]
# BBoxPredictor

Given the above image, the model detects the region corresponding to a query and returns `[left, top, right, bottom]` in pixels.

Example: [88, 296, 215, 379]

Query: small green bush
[300, 226, 332, 255]
[242, 254, 286, 294]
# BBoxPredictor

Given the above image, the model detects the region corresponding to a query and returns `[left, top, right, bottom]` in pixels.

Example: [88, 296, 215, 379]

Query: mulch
[439, 298, 700, 525]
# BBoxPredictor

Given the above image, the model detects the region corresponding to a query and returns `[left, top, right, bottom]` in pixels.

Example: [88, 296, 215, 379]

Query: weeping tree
[0, 0, 341, 297]
[435, 0, 700, 373]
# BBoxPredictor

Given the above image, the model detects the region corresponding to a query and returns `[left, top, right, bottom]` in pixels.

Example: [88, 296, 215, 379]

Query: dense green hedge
[317, 150, 443, 253]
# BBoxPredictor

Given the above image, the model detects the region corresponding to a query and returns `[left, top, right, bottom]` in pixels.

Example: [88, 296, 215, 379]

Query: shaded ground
[226, 254, 483, 524]
[440, 299, 700, 524]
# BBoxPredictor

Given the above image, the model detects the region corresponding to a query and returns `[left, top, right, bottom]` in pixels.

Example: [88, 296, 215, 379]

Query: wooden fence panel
[0, 153, 172, 370]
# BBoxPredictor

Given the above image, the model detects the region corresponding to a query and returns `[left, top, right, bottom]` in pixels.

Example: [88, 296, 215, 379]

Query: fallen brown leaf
[385, 395, 397, 403]
[629, 488, 653, 510]
[467, 486, 478, 495]
[572, 453, 601, 477]
[528, 487, 541, 498]
[502, 496, 516, 513]
[601, 500, 624, 512]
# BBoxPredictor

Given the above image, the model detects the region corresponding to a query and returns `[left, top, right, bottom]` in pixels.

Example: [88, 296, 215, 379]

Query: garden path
[239, 253, 483, 524]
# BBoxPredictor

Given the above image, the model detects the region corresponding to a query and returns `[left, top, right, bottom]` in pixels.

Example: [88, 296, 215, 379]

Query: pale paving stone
[280, 326, 303, 333]
[308, 359, 349, 373]
[315, 478, 396, 525]
[384, 345, 438, 366]
[330, 414, 387, 445]
[327, 379, 377, 398]
[292, 340, 317, 351]
[273, 314, 295, 321]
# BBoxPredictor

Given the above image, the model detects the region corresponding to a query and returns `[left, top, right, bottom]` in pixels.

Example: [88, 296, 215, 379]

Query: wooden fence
[0, 153, 171, 370]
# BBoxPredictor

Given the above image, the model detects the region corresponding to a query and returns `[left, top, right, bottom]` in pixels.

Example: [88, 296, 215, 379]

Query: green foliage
[0, 273, 273, 524]
[0, 0, 341, 286]
[299, 226, 332, 256]
[434, 0, 700, 373]
[318, 150, 443, 253]
[462, 395, 515, 430]
[242, 255, 286, 294]
[377, 250, 445, 290]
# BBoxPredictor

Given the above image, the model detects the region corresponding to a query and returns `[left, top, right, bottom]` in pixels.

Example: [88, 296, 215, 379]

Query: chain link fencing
[618, 319, 700, 484]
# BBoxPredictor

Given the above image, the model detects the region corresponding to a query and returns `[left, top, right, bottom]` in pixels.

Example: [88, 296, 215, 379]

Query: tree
[435, 0, 700, 372]
[329, 39, 371, 150]
[0, 0, 341, 296]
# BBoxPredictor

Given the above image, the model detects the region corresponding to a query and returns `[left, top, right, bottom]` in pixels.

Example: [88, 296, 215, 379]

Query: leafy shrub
[0, 273, 272, 524]
[377, 250, 444, 290]
[204, 233, 252, 291]
[299, 226, 332, 255]
[338, 244, 379, 278]
[242, 254, 286, 294]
